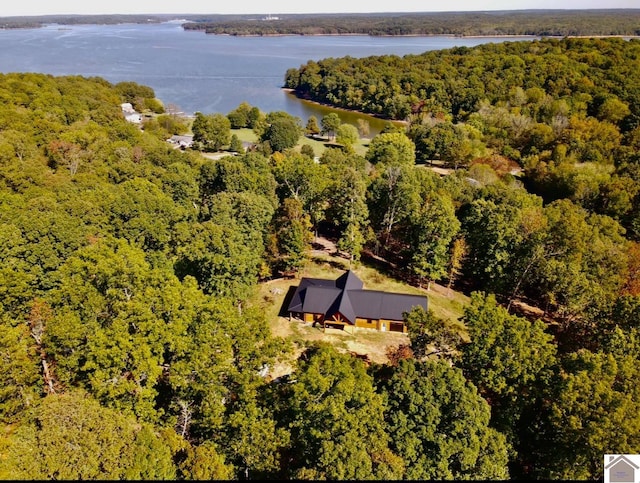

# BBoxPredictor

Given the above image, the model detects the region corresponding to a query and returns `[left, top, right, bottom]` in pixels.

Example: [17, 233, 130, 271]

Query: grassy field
[248, 243, 470, 375]
[230, 127, 258, 144]
[229, 127, 370, 157]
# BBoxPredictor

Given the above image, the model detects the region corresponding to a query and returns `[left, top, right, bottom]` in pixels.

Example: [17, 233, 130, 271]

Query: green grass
[229, 127, 370, 158]
[297, 136, 370, 158]
[249, 249, 471, 368]
[297, 136, 329, 157]
[231, 127, 258, 143]
[250, 250, 469, 330]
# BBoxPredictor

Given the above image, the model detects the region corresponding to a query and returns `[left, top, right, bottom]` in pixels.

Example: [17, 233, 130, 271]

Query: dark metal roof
[346, 290, 427, 322]
[379, 292, 428, 320]
[287, 276, 337, 313]
[287, 271, 428, 325]
[336, 270, 364, 290]
[335, 289, 356, 324]
[303, 286, 342, 314]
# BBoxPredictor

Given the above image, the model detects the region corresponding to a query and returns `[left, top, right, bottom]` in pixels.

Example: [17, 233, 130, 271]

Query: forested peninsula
[1, 9, 639, 37]
[1, 35, 640, 480]
[182, 9, 640, 37]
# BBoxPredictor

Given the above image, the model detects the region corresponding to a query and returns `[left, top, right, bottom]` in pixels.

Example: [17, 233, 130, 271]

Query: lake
[0, 21, 536, 131]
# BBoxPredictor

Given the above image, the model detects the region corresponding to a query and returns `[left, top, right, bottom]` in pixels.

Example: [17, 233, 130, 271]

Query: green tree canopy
[0, 391, 176, 480]
[227, 101, 254, 128]
[191, 112, 231, 151]
[336, 123, 359, 149]
[365, 131, 416, 166]
[275, 343, 403, 480]
[326, 164, 370, 265]
[377, 358, 510, 480]
[406, 192, 460, 288]
[0, 321, 40, 424]
[460, 185, 545, 296]
[267, 197, 313, 275]
[305, 115, 320, 136]
[321, 112, 341, 141]
[404, 305, 463, 360]
[42, 238, 199, 420]
[261, 117, 301, 152]
[541, 349, 640, 480]
[460, 292, 557, 446]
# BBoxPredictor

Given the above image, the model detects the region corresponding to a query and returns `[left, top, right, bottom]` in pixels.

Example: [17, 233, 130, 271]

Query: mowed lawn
[248, 245, 470, 373]
[231, 127, 370, 157]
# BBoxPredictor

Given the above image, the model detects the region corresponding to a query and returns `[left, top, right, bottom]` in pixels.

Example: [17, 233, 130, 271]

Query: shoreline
[5, 22, 639, 40]
[283, 88, 406, 126]
[197, 30, 640, 40]
[202, 31, 538, 38]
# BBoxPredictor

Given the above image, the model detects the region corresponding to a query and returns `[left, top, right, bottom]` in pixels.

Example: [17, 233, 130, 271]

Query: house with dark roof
[287, 270, 428, 333]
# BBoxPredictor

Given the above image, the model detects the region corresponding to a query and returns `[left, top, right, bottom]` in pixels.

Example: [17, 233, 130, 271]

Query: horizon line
[2, 8, 640, 19]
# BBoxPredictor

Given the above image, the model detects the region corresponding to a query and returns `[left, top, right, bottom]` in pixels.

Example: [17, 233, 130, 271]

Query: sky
[0, 0, 637, 17]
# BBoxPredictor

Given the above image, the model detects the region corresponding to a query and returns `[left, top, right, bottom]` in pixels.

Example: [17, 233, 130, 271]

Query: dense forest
[2, 9, 639, 37]
[0, 14, 184, 29]
[1, 35, 640, 479]
[285, 37, 640, 124]
[0, 13, 250, 29]
[182, 10, 640, 37]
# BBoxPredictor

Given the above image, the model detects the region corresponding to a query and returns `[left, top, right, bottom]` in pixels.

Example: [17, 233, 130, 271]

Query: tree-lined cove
[0, 21, 535, 132]
[1, 14, 640, 481]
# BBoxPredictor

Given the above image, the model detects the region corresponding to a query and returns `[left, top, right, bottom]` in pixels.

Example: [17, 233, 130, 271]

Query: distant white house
[121, 103, 142, 124]
[124, 113, 142, 124]
[168, 135, 194, 149]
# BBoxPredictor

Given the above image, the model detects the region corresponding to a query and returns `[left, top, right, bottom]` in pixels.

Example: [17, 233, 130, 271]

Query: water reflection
[283, 91, 400, 137]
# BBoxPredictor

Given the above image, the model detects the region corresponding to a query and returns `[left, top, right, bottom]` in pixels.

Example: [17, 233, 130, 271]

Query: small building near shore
[121, 102, 142, 124]
[168, 135, 194, 149]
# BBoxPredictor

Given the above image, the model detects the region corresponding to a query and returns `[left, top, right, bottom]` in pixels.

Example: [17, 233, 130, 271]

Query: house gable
[336, 270, 364, 290]
[287, 277, 336, 313]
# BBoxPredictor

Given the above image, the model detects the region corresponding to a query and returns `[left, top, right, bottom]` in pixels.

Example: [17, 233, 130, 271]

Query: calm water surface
[0, 21, 535, 130]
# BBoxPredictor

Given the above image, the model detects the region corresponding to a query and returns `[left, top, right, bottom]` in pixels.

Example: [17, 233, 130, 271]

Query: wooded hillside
[183, 10, 640, 37]
[0, 48, 639, 479]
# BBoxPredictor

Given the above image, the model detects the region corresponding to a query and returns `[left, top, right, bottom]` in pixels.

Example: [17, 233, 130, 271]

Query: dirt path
[268, 315, 409, 380]
[310, 235, 338, 256]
